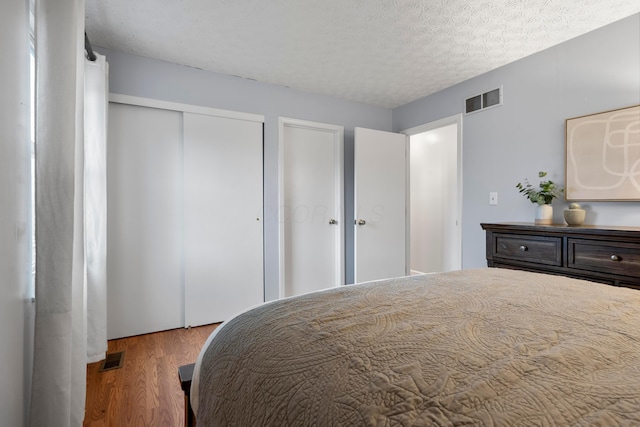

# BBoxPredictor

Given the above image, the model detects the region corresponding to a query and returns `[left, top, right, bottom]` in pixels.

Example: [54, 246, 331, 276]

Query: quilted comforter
[193, 269, 640, 426]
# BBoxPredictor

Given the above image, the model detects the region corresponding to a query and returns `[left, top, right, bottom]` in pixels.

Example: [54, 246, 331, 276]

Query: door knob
[329, 219, 337, 225]
[356, 219, 366, 225]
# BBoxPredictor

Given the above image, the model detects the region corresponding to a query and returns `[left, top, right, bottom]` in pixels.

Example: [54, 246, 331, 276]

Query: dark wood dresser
[481, 223, 640, 290]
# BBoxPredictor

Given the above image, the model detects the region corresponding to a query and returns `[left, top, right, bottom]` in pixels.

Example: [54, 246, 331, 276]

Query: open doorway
[404, 115, 462, 274]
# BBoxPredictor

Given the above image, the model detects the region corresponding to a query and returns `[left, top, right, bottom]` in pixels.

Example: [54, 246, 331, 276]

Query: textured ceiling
[85, 0, 640, 108]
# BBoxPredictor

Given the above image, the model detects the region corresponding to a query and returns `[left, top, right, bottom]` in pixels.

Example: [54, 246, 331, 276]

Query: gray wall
[1, 1, 33, 425]
[393, 13, 640, 269]
[102, 13, 640, 301]
[101, 47, 393, 300]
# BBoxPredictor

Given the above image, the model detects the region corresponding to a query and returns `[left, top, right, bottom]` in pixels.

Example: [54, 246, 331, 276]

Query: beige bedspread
[195, 269, 640, 426]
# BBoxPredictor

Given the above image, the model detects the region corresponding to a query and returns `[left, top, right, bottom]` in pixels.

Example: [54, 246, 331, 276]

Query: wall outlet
[489, 192, 498, 205]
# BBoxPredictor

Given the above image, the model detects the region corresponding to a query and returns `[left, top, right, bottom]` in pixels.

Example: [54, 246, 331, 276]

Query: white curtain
[85, 52, 109, 363]
[30, 0, 108, 425]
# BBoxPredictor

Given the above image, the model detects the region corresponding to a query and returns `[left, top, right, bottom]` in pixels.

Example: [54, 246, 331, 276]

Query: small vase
[564, 203, 586, 226]
[535, 204, 553, 225]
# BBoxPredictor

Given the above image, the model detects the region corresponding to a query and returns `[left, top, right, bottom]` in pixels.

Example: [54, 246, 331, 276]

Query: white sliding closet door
[107, 103, 182, 339]
[184, 113, 264, 326]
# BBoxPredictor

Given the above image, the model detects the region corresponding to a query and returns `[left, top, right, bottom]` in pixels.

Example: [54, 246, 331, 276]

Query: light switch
[489, 192, 498, 205]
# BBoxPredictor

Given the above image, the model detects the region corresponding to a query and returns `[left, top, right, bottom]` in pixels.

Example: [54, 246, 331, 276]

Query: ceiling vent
[465, 86, 503, 114]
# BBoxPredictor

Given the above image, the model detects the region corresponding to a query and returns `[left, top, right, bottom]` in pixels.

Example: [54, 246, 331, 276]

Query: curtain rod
[85, 32, 97, 61]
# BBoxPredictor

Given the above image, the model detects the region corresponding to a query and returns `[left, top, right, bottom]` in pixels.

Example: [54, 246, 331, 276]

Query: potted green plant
[516, 171, 564, 225]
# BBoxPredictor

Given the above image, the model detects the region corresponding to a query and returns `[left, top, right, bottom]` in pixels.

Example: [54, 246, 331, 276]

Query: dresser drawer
[568, 238, 640, 278]
[493, 234, 562, 266]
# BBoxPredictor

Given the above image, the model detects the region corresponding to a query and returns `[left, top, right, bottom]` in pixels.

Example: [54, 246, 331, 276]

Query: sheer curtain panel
[30, 0, 87, 425]
[85, 52, 109, 363]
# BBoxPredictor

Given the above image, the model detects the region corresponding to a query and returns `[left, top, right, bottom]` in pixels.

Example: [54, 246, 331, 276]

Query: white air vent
[465, 86, 503, 114]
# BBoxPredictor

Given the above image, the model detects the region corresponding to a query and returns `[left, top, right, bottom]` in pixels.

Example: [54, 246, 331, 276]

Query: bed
[191, 268, 640, 425]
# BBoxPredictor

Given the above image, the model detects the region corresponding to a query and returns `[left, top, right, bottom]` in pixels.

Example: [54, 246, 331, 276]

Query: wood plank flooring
[84, 323, 219, 427]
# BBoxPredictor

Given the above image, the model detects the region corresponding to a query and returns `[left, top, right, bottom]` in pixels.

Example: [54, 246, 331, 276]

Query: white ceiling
[85, 0, 640, 109]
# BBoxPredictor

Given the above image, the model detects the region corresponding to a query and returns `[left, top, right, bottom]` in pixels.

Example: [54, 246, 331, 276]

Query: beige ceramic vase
[564, 203, 586, 226]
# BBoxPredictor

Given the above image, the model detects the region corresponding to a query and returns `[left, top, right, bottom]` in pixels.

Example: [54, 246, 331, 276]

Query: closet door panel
[184, 113, 264, 326]
[107, 103, 182, 339]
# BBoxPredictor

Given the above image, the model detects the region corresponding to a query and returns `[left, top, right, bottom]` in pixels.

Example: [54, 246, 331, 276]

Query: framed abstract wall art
[565, 105, 640, 201]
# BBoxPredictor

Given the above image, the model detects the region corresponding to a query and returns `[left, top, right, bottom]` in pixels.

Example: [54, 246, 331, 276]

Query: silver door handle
[329, 219, 337, 225]
[356, 219, 366, 225]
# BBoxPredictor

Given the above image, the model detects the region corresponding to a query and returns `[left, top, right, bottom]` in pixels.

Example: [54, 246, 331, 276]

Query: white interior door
[184, 112, 264, 326]
[354, 127, 407, 283]
[107, 103, 183, 339]
[279, 118, 344, 297]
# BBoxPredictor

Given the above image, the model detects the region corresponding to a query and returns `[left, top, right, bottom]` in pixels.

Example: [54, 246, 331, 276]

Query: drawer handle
[611, 254, 620, 261]
[519, 245, 528, 252]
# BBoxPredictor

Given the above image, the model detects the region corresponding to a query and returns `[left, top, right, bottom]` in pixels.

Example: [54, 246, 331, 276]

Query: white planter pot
[535, 204, 553, 225]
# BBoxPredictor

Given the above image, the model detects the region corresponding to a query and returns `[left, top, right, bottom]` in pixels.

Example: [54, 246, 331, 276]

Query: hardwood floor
[84, 323, 219, 427]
